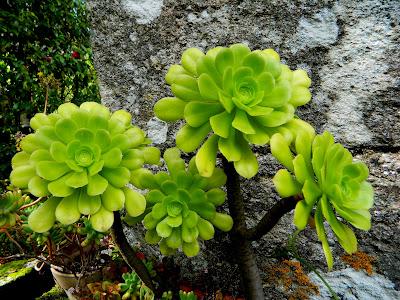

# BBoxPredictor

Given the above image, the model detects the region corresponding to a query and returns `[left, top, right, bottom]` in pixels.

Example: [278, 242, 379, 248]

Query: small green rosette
[154, 44, 312, 179]
[0, 190, 29, 228]
[10, 102, 159, 233]
[131, 148, 233, 257]
[271, 131, 374, 269]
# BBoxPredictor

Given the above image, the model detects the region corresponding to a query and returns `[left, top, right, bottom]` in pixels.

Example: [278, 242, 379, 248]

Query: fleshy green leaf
[50, 142, 68, 162]
[55, 118, 78, 143]
[47, 173, 74, 197]
[195, 135, 219, 177]
[55, 193, 81, 225]
[215, 48, 234, 75]
[233, 138, 258, 179]
[124, 187, 146, 217]
[232, 109, 255, 135]
[210, 212, 233, 232]
[91, 206, 114, 232]
[78, 190, 101, 215]
[65, 171, 88, 188]
[218, 127, 241, 162]
[154, 97, 187, 121]
[10, 165, 36, 189]
[28, 197, 61, 233]
[87, 174, 108, 196]
[102, 148, 123, 168]
[101, 184, 125, 211]
[198, 73, 220, 100]
[101, 167, 130, 188]
[182, 240, 200, 257]
[184, 102, 223, 127]
[181, 48, 204, 75]
[315, 202, 334, 270]
[270, 133, 294, 171]
[272, 169, 301, 197]
[176, 123, 211, 153]
[28, 176, 49, 197]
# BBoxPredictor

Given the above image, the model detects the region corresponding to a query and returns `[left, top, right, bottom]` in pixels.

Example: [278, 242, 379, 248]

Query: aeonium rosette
[154, 43, 312, 178]
[271, 131, 374, 269]
[10, 102, 160, 232]
[129, 148, 233, 257]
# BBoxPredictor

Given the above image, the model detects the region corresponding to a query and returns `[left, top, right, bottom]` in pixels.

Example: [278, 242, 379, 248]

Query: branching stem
[222, 158, 264, 299]
[110, 211, 158, 294]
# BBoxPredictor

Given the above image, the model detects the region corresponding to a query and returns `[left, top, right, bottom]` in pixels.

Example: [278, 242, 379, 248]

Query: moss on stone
[0, 259, 33, 286]
[36, 285, 68, 300]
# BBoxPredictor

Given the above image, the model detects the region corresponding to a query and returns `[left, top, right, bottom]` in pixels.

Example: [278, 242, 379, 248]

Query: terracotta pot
[50, 266, 102, 300]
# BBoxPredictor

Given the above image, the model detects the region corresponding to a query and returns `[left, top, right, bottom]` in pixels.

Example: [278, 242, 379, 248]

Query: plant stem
[19, 196, 45, 210]
[110, 211, 157, 294]
[44, 84, 49, 114]
[245, 196, 299, 240]
[4, 229, 25, 254]
[222, 158, 265, 299]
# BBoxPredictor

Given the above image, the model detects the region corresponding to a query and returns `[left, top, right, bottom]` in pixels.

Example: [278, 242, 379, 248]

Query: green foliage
[119, 272, 142, 299]
[0, 189, 30, 227]
[0, 0, 100, 179]
[131, 148, 233, 257]
[179, 291, 198, 300]
[10, 102, 158, 233]
[154, 44, 312, 178]
[271, 131, 374, 269]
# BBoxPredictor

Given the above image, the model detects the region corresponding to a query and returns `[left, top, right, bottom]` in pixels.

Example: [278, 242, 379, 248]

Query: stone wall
[88, 0, 400, 298]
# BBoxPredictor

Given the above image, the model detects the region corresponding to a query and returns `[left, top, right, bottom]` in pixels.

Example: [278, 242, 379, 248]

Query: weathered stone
[88, 0, 400, 297]
[309, 268, 400, 300]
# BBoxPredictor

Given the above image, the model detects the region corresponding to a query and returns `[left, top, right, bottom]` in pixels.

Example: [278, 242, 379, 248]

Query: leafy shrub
[0, 0, 100, 179]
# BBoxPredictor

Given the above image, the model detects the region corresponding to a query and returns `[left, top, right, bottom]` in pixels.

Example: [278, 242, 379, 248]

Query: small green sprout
[131, 148, 233, 257]
[271, 131, 374, 269]
[155, 43, 312, 178]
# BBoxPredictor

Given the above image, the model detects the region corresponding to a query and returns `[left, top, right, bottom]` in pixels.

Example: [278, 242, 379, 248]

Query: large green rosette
[10, 102, 159, 232]
[130, 148, 233, 257]
[154, 44, 312, 178]
[271, 130, 374, 269]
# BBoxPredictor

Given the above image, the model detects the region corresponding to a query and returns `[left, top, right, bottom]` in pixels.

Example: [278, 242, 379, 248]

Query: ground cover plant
[4, 43, 374, 299]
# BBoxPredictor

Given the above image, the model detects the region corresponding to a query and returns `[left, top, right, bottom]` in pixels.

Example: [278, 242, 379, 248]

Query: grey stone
[147, 117, 168, 144]
[88, 0, 400, 298]
[121, 0, 164, 24]
[309, 268, 400, 300]
[290, 8, 339, 53]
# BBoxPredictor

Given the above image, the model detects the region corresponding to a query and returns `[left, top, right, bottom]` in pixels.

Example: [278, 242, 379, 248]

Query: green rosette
[271, 130, 374, 269]
[132, 148, 233, 257]
[0, 190, 29, 228]
[10, 102, 159, 233]
[154, 44, 312, 178]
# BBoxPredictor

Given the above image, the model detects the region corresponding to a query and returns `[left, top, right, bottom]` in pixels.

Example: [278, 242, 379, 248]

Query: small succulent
[0, 190, 29, 227]
[10, 102, 158, 233]
[87, 281, 121, 300]
[78, 217, 105, 247]
[179, 290, 197, 300]
[154, 43, 312, 178]
[119, 271, 141, 300]
[131, 148, 233, 257]
[271, 131, 374, 269]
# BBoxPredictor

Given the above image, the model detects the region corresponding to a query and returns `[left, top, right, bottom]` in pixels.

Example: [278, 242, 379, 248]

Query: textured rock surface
[309, 268, 400, 300]
[88, 0, 400, 298]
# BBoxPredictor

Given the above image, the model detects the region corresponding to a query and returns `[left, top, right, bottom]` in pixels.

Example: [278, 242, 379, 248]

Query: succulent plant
[271, 131, 374, 269]
[10, 102, 159, 233]
[119, 271, 141, 300]
[131, 148, 233, 257]
[0, 189, 29, 228]
[154, 43, 312, 178]
[179, 290, 197, 300]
